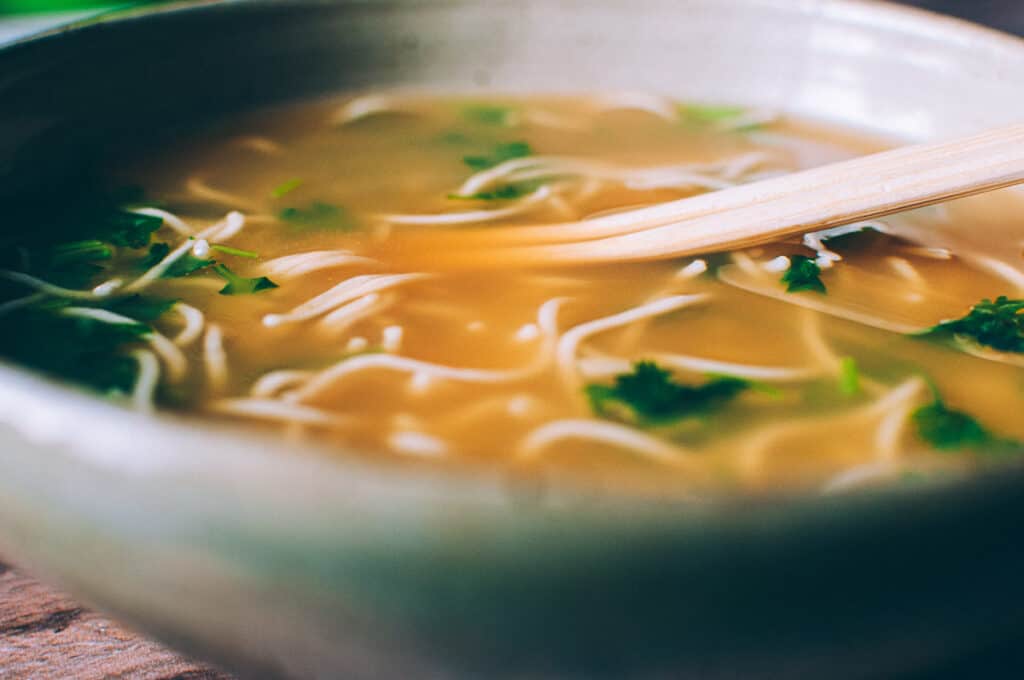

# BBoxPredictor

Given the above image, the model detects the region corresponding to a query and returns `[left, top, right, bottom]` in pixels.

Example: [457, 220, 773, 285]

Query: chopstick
[392, 122, 1024, 268]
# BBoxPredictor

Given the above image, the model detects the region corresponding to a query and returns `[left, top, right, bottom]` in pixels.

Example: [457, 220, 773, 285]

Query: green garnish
[462, 104, 517, 127]
[140, 243, 214, 278]
[448, 181, 543, 201]
[210, 244, 259, 259]
[38, 240, 113, 289]
[781, 255, 826, 294]
[809, 224, 883, 253]
[271, 178, 303, 198]
[278, 202, 356, 231]
[463, 141, 533, 171]
[213, 263, 278, 296]
[49, 240, 113, 266]
[678, 103, 746, 122]
[100, 211, 163, 249]
[0, 307, 149, 394]
[678, 103, 763, 130]
[437, 131, 472, 146]
[104, 295, 177, 323]
[0, 188, 167, 291]
[918, 296, 1024, 353]
[912, 398, 1020, 453]
[586, 360, 749, 427]
[839, 357, 861, 396]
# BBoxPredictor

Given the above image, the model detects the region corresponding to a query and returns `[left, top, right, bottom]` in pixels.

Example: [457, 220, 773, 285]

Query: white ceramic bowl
[2, 2, 1024, 677]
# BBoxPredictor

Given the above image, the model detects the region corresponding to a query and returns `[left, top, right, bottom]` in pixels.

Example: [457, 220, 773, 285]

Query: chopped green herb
[437, 131, 472, 145]
[462, 104, 517, 127]
[586, 360, 749, 427]
[463, 141, 533, 171]
[49, 240, 113, 266]
[781, 255, 826, 294]
[104, 295, 177, 323]
[101, 211, 163, 249]
[0, 307, 149, 394]
[448, 180, 544, 201]
[913, 399, 1005, 452]
[213, 263, 278, 296]
[278, 202, 356, 231]
[210, 244, 259, 259]
[809, 224, 884, 253]
[41, 247, 108, 289]
[678, 103, 747, 124]
[140, 243, 169, 268]
[839, 356, 861, 396]
[140, 243, 214, 278]
[918, 296, 1024, 353]
[271, 178, 303, 198]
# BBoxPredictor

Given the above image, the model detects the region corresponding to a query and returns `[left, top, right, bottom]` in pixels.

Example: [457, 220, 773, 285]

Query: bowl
[2, 1, 1024, 677]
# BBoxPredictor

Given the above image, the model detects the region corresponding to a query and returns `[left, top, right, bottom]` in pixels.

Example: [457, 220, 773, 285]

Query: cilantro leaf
[586, 360, 749, 426]
[0, 307, 148, 394]
[104, 295, 177, 323]
[462, 104, 517, 127]
[278, 202, 356, 231]
[271, 178, 303, 198]
[210, 244, 259, 259]
[839, 356, 860, 396]
[463, 141, 533, 171]
[911, 394, 1021, 456]
[781, 255, 826, 294]
[448, 180, 544, 201]
[140, 243, 214, 278]
[101, 211, 163, 249]
[437, 131, 472, 146]
[48, 240, 113, 267]
[140, 243, 170, 269]
[678, 103, 747, 124]
[918, 296, 1024, 353]
[913, 400, 993, 451]
[677, 103, 766, 131]
[12, 239, 114, 290]
[213, 264, 278, 295]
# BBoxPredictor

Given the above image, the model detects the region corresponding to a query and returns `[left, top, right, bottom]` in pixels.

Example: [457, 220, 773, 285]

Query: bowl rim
[2, 0, 1024, 525]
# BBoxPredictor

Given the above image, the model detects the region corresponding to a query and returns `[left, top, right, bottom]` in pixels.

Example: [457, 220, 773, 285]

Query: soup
[2, 93, 1022, 497]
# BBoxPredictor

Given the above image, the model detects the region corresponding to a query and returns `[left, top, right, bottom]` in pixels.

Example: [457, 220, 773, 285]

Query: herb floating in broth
[102, 212, 164, 249]
[0, 295, 174, 397]
[463, 140, 533, 171]
[278, 202, 356, 231]
[462, 104, 518, 127]
[918, 296, 1024, 353]
[781, 255, 827, 294]
[141, 243, 214, 278]
[4, 92, 1024, 497]
[586, 361, 749, 427]
[270, 178, 303, 199]
[677, 103, 770, 132]
[210, 245, 259, 259]
[213, 264, 278, 296]
[104, 295, 178, 322]
[839, 357, 861, 396]
[678, 103, 747, 124]
[913, 395, 1021, 455]
[448, 181, 545, 202]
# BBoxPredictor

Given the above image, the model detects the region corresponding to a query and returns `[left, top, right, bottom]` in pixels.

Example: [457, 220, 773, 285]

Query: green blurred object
[0, 0, 142, 15]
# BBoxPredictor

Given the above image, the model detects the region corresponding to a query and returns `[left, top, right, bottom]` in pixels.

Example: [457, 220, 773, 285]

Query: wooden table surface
[0, 560, 233, 680]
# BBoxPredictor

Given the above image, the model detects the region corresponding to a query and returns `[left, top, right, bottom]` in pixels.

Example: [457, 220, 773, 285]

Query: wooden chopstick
[393, 122, 1024, 268]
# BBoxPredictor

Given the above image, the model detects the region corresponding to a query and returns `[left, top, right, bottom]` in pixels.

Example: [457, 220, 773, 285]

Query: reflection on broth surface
[2, 93, 1023, 497]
